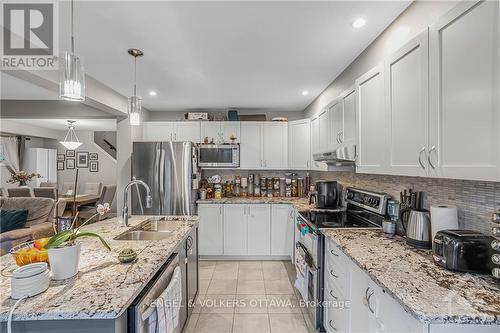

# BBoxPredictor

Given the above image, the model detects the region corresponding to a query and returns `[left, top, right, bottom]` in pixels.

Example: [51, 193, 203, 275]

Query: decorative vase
[18, 180, 27, 187]
[47, 242, 81, 280]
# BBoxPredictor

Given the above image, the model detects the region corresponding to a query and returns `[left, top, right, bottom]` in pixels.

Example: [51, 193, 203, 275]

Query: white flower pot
[47, 242, 81, 280]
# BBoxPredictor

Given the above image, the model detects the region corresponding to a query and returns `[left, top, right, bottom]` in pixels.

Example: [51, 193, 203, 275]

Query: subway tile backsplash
[313, 171, 500, 235]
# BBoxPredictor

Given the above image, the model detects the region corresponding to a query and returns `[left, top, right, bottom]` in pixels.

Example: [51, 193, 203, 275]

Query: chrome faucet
[122, 179, 152, 227]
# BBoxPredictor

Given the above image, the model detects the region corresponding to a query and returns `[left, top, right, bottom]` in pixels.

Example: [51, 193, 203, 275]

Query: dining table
[58, 194, 100, 215]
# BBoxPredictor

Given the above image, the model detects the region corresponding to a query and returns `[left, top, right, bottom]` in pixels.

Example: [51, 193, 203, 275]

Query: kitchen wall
[304, 0, 458, 118]
[312, 171, 499, 236]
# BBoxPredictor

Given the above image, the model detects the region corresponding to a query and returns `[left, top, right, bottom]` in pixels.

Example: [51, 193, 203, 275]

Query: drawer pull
[330, 270, 338, 278]
[329, 289, 338, 299]
[328, 320, 338, 331]
[330, 250, 339, 257]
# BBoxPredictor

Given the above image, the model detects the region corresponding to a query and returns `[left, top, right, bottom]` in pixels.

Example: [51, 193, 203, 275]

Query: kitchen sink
[114, 218, 176, 241]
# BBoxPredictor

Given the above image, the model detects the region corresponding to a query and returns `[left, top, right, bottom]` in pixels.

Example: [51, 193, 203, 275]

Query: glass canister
[260, 177, 267, 197]
[248, 182, 254, 197]
[254, 183, 261, 197]
[297, 178, 304, 197]
[291, 179, 298, 197]
[285, 177, 292, 197]
[214, 184, 222, 199]
[279, 178, 286, 197]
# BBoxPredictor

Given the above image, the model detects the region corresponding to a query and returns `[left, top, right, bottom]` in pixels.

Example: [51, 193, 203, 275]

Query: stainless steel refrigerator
[131, 141, 196, 215]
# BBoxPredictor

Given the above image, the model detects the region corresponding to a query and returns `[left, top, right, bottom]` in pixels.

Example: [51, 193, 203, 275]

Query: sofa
[0, 197, 58, 255]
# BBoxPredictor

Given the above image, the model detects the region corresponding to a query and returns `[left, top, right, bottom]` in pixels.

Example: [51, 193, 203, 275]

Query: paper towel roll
[430, 205, 458, 240]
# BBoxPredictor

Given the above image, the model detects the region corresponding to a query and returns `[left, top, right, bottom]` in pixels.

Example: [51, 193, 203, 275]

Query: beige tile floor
[185, 260, 316, 333]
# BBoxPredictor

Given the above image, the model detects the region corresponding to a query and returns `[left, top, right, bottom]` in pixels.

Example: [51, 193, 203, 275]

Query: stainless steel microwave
[197, 144, 240, 168]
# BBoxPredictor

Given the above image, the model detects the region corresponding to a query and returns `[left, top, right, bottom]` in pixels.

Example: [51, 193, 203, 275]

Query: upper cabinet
[318, 109, 331, 152]
[174, 122, 201, 142]
[143, 121, 200, 142]
[330, 100, 343, 150]
[385, 30, 429, 177]
[429, 0, 500, 181]
[240, 122, 263, 169]
[310, 115, 327, 170]
[355, 65, 386, 174]
[342, 89, 356, 147]
[201, 121, 240, 144]
[288, 119, 311, 170]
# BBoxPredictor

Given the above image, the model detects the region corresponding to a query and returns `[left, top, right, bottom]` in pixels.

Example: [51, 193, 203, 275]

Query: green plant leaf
[45, 230, 74, 249]
[74, 232, 111, 251]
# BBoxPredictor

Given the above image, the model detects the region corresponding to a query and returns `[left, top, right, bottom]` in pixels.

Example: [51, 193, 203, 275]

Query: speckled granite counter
[197, 197, 319, 212]
[321, 228, 500, 325]
[0, 215, 198, 322]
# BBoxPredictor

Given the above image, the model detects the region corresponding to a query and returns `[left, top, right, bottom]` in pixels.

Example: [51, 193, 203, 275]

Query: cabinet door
[174, 122, 201, 142]
[223, 204, 247, 255]
[385, 30, 429, 177]
[36, 149, 48, 187]
[330, 101, 343, 149]
[350, 264, 377, 333]
[342, 89, 356, 146]
[247, 204, 271, 255]
[318, 109, 331, 152]
[376, 287, 425, 333]
[240, 122, 263, 169]
[271, 205, 293, 256]
[288, 119, 311, 170]
[200, 122, 221, 143]
[198, 204, 223, 255]
[429, 0, 500, 181]
[47, 149, 57, 183]
[222, 122, 241, 144]
[263, 122, 287, 169]
[143, 122, 175, 141]
[310, 117, 327, 171]
[355, 65, 386, 174]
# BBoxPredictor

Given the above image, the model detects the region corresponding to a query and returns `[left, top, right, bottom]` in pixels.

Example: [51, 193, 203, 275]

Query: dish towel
[294, 248, 309, 302]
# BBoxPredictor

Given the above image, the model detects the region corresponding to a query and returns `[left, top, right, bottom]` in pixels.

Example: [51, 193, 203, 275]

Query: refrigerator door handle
[159, 145, 165, 214]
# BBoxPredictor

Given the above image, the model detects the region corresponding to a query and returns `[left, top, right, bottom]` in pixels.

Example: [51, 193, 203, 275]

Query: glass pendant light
[127, 48, 144, 126]
[60, 120, 82, 149]
[60, 0, 85, 101]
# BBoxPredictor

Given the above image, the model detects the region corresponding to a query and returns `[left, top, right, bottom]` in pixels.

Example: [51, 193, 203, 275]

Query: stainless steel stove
[295, 187, 389, 332]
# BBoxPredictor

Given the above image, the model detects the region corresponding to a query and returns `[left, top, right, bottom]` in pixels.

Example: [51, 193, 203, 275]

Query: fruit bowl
[10, 240, 49, 267]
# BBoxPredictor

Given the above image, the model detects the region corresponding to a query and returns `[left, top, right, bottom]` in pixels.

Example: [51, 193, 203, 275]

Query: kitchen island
[0, 215, 198, 332]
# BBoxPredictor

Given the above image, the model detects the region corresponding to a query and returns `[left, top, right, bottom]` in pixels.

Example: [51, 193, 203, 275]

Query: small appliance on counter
[433, 230, 493, 273]
[308, 180, 340, 209]
[399, 190, 432, 249]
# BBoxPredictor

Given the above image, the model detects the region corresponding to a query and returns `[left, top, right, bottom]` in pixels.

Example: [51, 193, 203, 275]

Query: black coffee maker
[309, 180, 340, 209]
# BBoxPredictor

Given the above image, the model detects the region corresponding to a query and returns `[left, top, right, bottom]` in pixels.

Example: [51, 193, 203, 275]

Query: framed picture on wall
[89, 153, 98, 160]
[57, 161, 64, 171]
[89, 161, 99, 172]
[57, 154, 65, 161]
[66, 159, 75, 169]
[76, 152, 89, 168]
[66, 150, 75, 157]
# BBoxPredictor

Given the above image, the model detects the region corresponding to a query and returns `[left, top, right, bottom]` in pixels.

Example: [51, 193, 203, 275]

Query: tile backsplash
[313, 171, 500, 235]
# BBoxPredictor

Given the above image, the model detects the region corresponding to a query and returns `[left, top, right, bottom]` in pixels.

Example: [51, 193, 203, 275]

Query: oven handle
[295, 241, 316, 271]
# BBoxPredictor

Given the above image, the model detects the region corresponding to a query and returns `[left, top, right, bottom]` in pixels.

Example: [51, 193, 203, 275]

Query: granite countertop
[0, 215, 198, 322]
[321, 228, 500, 325]
[197, 197, 317, 211]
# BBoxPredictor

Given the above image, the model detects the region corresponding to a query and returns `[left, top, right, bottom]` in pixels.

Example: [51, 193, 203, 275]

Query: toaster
[433, 229, 493, 273]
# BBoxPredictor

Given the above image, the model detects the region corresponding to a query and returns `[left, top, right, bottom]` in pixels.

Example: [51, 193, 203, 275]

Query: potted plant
[45, 203, 111, 280]
[7, 171, 41, 187]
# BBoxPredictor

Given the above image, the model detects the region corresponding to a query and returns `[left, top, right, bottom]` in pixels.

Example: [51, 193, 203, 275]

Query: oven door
[197, 144, 239, 168]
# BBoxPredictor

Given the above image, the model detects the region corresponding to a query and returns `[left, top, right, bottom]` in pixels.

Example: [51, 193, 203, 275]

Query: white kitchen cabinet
[318, 109, 331, 152]
[376, 288, 425, 333]
[330, 100, 343, 150]
[247, 204, 271, 255]
[310, 116, 327, 171]
[240, 122, 263, 169]
[385, 30, 429, 177]
[201, 121, 241, 144]
[288, 119, 311, 169]
[429, 0, 500, 181]
[174, 121, 201, 142]
[198, 204, 223, 256]
[143, 121, 200, 142]
[270, 205, 293, 256]
[223, 204, 247, 255]
[263, 122, 288, 169]
[355, 64, 387, 174]
[23, 148, 57, 187]
[342, 88, 356, 147]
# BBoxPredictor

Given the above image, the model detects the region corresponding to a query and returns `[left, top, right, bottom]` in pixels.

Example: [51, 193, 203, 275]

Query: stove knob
[492, 240, 500, 251]
[347, 192, 354, 200]
[372, 199, 380, 207]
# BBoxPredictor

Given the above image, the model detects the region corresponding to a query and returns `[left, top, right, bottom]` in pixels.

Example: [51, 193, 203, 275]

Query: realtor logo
[1, 1, 58, 69]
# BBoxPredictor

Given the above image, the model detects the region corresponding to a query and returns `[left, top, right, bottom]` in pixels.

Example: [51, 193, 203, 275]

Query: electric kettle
[401, 209, 432, 249]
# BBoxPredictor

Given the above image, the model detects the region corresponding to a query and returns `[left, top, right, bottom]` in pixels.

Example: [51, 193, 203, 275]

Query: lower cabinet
[198, 203, 294, 258]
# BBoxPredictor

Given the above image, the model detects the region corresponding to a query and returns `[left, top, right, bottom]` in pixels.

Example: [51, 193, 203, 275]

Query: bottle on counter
[304, 172, 311, 196]
[297, 178, 304, 197]
[214, 184, 222, 199]
[279, 178, 286, 197]
[254, 183, 260, 197]
[291, 178, 298, 197]
[260, 177, 267, 197]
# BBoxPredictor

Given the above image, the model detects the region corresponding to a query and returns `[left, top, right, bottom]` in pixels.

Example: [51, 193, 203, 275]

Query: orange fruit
[34, 238, 49, 250]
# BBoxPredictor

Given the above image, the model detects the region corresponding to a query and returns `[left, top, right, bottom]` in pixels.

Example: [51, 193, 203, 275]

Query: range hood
[313, 144, 356, 170]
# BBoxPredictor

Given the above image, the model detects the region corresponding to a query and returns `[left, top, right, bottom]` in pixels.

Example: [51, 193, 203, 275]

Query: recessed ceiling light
[149, 90, 157, 96]
[352, 18, 366, 29]
[302, 90, 309, 96]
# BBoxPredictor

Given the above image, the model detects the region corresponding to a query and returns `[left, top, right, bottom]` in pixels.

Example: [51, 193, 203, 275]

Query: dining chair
[79, 185, 116, 223]
[40, 182, 57, 188]
[60, 182, 75, 196]
[82, 182, 102, 196]
[7, 188, 33, 197]
[33, 187, 58, 199]
[0, 188, 5, 196]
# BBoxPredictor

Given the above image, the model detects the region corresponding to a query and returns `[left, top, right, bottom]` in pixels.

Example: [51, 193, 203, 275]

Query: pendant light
[60, 120, 82, 150]
[60, 0, 85, 101]
[127, 48, 144, 126]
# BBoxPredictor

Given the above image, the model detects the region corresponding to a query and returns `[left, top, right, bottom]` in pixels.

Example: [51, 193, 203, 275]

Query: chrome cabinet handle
[363, 287, 375, 314]
[328, 320, 337, 331]
[330, 249, 339, 257]
[329, 289, 338, 299]
[339, 131, 343, 143]
[306, 160, 309, 168]
[418, 147, 426, 170]
[330, 270, 338, 278]
[428, 146, 437, 169]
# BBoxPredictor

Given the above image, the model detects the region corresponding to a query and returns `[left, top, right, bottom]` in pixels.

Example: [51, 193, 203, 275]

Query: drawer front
[324, 253, 349, 294]
[325, 238, 348, 268]
[324, 299, 350, 333]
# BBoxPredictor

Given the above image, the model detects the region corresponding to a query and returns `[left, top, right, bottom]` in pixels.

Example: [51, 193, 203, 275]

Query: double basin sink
[114, 217, 176, 241]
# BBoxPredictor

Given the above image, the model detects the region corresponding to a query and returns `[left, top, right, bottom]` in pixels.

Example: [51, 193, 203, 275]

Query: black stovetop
[299, 204, 384, 230]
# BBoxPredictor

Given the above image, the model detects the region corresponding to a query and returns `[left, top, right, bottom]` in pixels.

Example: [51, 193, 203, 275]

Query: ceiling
[1, 72, 58, 100]
[2, 1, 411, 112]
[8, 119, 117, 131]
